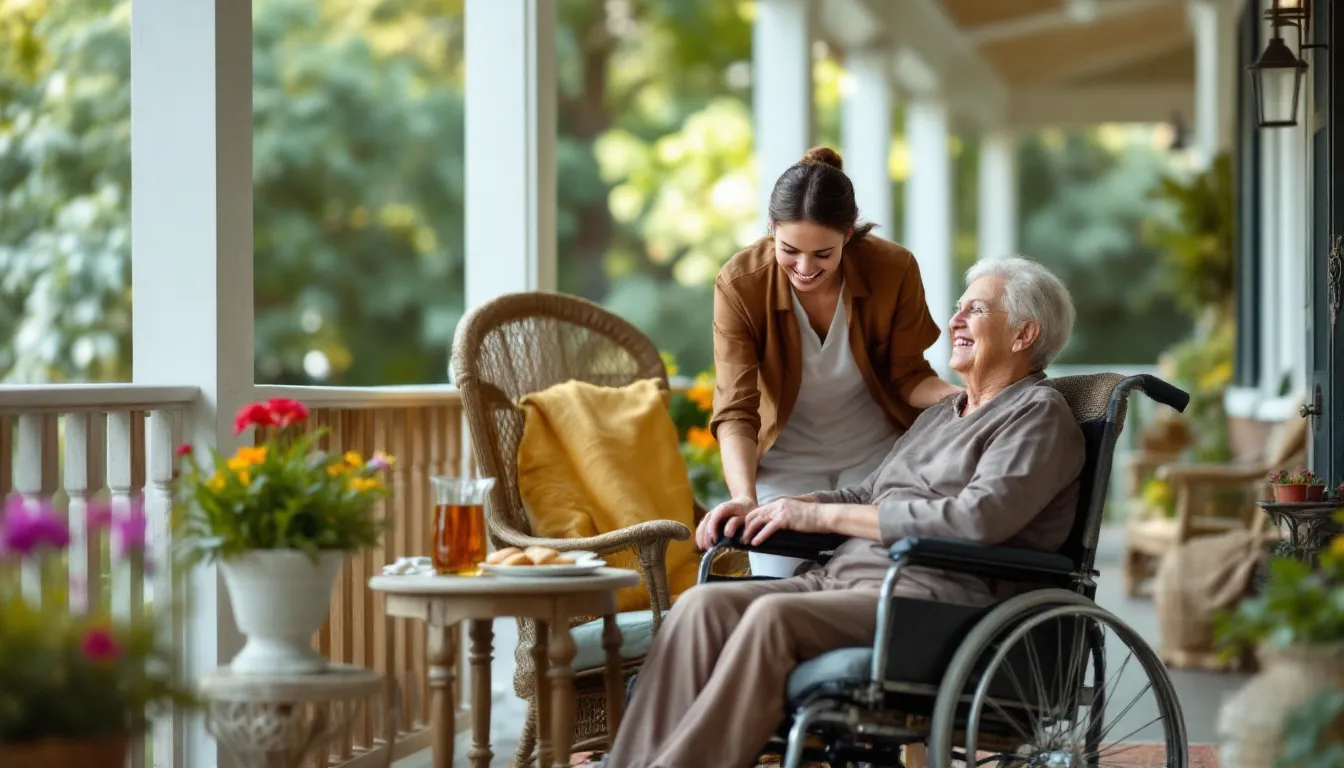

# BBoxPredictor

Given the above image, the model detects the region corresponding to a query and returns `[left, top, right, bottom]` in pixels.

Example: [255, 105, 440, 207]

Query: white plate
[479, 559, 606, 578]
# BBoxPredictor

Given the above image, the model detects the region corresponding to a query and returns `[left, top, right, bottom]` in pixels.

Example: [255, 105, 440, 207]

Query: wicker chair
[450, 292, 696, 766]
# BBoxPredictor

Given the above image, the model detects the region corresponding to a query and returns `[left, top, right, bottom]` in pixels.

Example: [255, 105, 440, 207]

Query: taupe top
[812, 373, 1086, 604]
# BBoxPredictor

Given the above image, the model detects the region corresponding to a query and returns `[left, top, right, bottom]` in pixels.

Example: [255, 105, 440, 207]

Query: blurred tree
[1016, 129, 1192, 364]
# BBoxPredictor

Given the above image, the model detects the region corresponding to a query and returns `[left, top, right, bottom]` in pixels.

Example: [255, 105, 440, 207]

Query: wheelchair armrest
[888, 536, 1077, 584]
[715, 521, 847, 561]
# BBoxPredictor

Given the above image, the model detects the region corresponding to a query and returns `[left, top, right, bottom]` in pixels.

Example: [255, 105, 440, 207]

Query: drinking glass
[429, 476, 496, 575]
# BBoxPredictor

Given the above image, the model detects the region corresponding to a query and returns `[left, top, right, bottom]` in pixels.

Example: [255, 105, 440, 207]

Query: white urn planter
[220, 550, 348, 675]
[1218, 642, 1344, 768]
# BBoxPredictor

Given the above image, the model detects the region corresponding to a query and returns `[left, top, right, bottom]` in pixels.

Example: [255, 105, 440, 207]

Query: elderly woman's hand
[742, 498, 827, 546]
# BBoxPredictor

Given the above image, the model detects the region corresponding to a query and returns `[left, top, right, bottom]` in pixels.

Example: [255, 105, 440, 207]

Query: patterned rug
[571, 744, 1220, 766]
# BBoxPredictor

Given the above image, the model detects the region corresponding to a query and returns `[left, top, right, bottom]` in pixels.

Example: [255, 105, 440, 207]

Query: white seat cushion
[570, 610, 656, 672]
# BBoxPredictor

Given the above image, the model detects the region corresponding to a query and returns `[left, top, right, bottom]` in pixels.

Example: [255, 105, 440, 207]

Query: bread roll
[552, 557, 576, 566]
[524, 546, 560, 564]
[501, 552, 532, 566]
[486, 547, 522, 565]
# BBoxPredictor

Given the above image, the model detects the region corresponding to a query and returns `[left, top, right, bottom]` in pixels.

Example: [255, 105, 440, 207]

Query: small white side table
[199, 664, 396, 768]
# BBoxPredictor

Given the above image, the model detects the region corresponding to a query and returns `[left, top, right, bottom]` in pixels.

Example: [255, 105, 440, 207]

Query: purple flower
[367, 452, 393, 471]
[112, 509, 148, 558]
[0, 496, 70, 557]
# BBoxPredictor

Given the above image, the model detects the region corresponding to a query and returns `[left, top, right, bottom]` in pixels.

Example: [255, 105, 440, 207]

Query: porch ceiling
[935, 0, 1196, 127]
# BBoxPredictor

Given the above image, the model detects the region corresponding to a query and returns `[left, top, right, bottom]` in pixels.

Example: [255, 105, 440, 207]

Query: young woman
[696, 146, 961, 577]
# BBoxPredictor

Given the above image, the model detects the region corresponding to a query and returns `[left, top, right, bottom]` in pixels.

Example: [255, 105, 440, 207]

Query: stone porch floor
[396, 524, 1246, 766]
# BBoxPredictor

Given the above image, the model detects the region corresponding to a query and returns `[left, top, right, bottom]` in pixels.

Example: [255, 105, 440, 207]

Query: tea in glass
[429, 476, 496, 575]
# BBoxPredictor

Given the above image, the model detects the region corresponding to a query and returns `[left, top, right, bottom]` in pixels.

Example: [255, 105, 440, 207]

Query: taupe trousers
[605, 570, 886, 768]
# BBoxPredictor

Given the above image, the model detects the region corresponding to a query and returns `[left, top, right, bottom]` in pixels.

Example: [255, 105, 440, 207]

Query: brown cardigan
[709, 234, 941, 459]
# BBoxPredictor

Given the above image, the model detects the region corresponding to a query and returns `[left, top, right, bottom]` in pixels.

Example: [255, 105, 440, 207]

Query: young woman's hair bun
[800, 146, 843, 171]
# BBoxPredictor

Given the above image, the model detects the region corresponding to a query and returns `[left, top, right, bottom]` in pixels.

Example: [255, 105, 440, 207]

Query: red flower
[81, 627, 121, 664]
[233, 403, 276, 435]
[266, 398, 310, 428]
[174, 443, 193, 458]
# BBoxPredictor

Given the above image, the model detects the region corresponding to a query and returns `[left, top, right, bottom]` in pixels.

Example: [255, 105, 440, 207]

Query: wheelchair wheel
[927, 590, 1187, 768]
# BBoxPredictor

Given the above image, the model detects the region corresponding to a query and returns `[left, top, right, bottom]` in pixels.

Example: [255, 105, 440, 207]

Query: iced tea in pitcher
[429, 476, 495, 575]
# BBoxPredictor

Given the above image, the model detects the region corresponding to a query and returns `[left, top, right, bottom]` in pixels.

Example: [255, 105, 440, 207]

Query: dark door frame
[1310, 0, 1343, 481]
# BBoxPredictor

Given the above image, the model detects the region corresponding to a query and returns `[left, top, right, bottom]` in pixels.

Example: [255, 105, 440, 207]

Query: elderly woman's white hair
[964, 256, 1075, 372]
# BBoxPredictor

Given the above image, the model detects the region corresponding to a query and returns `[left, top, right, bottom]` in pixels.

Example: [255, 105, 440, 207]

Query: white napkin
[381, 556, 435, 576]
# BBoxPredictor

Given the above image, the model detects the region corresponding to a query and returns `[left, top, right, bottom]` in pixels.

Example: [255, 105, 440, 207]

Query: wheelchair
[678, 373, 1191, 768]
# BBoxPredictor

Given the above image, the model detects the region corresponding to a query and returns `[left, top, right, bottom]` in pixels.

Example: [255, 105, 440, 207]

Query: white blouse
[758, 286, 900, 475]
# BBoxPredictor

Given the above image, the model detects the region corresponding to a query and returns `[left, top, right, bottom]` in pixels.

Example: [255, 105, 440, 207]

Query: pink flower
[0, 496, 70, 557]
[367, 453, 391, 471]
[87, 500, 114, 531]
[81, 626, 121, 664]
[175, 443, 193, 458]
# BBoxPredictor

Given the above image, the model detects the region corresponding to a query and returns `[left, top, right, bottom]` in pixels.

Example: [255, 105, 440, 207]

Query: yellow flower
[237, 470, 250, 486]
[227, 446, 268, 473]
[660, 351, 679, 377]
[206, 474, 225, 492]
[327, 463, 348, 477]
[344, 451, 363, 468]
[687, 384, 714, 412]
[348, 477, 382, 494]
[1330, 534, 1344, 558]
[687, 426, 716, 451]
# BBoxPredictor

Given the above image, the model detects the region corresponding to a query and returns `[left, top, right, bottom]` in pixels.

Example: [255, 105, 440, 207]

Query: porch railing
[0, 384, 470, 768]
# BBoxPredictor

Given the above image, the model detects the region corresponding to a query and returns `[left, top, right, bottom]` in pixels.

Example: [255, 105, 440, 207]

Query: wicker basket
[1218, 642, 1344, 767]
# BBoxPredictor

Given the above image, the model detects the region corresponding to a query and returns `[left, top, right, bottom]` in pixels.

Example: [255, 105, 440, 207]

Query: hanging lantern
[1265, 0, 1311, 49]
[1249, 31, 1308, 128]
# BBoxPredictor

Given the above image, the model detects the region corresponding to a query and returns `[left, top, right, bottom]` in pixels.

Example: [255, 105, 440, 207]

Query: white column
[131, 0, 251, 764]
[904, 98, 954, 378]
[842, 47, 893, 231]
[464, 0, 557, 308]
[753, 0, 814, 228]
[1188, 0, 1237, 168]
[977, 130, 1018, 262]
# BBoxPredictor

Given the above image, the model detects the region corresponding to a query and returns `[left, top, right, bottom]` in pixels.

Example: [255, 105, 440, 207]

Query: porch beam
[753, 0, 816, 228]
[130, 0, 252, 763]
[903, 98, 954, 379]
[977, 131, 1017, 262]
[964, 0, 1170, 45]
[842, 46, 895, 232]
[1007, 85, 1196, 128]
[463, 0, 558, 307]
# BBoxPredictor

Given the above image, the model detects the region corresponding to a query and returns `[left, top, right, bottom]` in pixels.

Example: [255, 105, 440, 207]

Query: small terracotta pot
[0, 734, 129, 768]
[1274, 484, 1309, 502]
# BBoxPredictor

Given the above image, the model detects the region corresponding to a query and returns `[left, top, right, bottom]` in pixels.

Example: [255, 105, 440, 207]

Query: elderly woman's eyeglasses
[953, 302, 1007, 319]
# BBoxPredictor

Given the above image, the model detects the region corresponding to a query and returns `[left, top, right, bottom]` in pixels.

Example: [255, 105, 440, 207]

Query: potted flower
[1215, 530, 1344, 765]
[0, 496, 193, 766]
[1269, 469, 1328, 503]
[172, 398, 394, 675]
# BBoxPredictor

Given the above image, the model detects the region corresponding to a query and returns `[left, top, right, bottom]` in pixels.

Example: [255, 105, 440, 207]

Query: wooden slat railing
[253, 384, 470, 768]
[0, 384, 199, 768]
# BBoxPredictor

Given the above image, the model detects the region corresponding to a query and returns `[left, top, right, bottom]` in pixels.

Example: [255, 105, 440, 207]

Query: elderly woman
[605, 256, 1084, 768]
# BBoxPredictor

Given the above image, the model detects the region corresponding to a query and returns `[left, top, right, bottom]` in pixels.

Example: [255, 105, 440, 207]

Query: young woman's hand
[741, 498, 827, 546]
[695, 495, 756, 550]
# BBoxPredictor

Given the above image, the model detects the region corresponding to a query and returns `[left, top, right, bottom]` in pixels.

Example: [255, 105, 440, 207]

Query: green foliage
[1216, 544, 1344, 656]
[1162, 314, 1235, 462]
[1143, 152, 1236, 320]
[1275, 687, 1344, 768]
[173, 425, 392, 565]
[661, 352, 727, 506]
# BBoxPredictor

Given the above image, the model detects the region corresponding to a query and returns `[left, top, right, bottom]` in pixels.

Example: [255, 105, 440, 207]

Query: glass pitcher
[429, 476, 496, 575]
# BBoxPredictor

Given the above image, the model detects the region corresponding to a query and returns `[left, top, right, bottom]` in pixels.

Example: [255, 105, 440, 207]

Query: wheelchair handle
[1136, 374, 1190, 413]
